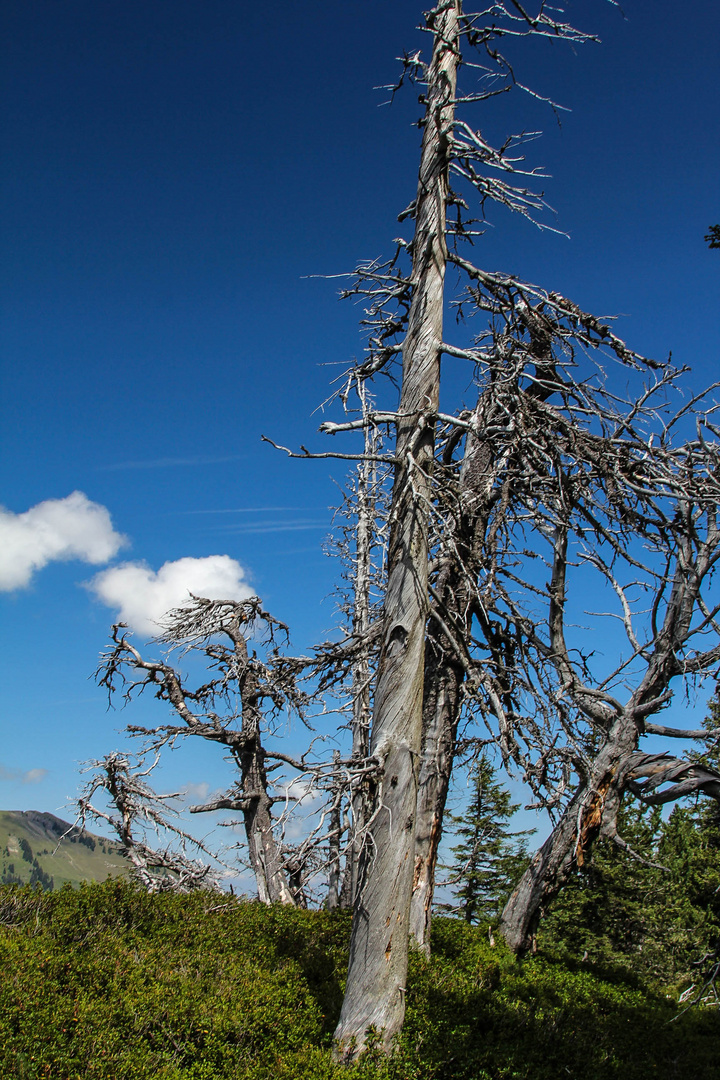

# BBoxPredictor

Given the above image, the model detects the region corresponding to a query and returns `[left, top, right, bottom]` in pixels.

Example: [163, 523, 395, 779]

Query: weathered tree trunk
[499, 715, 707, 953]
[234, 632, 296, 906]
[502, 722, 640, 953]
[410, 397, 496, 952]
[333, 2, 460, 1057]
[499, 734, 632, 953]
[499, 790, 581, 953]
[340, 445, 375, 909]
[409, 636, 463, 952]
[198, 731, 295, 905]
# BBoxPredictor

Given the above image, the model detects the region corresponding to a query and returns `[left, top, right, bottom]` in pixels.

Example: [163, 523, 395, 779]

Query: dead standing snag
[333, 1, 460, 1055]
[96, 599, 303, 905]
[73, 751, 221, 893]
[328, 0, 662, 1054]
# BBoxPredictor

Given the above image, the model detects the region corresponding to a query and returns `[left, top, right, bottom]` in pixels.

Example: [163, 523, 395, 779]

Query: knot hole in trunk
[386, 623, 409, 658]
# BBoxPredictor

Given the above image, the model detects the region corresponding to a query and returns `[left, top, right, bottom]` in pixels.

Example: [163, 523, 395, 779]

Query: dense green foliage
[0, 879, 717, 1079]
[540, 798, 720, 991]
[540, 692, 720, 991]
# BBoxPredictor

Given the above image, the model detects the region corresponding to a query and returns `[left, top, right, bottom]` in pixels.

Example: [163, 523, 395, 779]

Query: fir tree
[705, 224, 720, 249]
[438, 757, 534, 925]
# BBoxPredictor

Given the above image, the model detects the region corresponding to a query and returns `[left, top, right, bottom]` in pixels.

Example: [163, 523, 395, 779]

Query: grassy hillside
[0, 880, 717, 1080]
[0, 810, 129, 890]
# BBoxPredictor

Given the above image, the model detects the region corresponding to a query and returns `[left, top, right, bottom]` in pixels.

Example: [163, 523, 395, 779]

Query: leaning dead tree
[73, 751, 221, 892]
[408, 298, 720, 951]
[494, 423, 720, 952]
[97, 598, 311, 905]
[392, 276, 720, 959]
[402, 343, 720, 958]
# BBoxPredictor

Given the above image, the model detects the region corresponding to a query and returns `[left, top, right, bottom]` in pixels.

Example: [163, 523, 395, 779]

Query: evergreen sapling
[438, 756, 534, 925]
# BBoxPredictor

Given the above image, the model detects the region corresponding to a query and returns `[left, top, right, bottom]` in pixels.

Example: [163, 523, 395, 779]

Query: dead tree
[73, 751, 221, 892]
[341, 432, 381, 908]
[324, 447, 384, 910]
[400, 318, 720, 957]
[96, 597, 308, 905]
[407, 368, 720, 956]
[406, 272, 711, 949]
[332, 1, 461, 1055]
[321, 394, 389, 910]
[97, 596, 379, 908]
[265, 0, 717, 1051]
[494, 431, 720, 952]
[316, 0, 638, 1054]
[413, 364, 720, 954]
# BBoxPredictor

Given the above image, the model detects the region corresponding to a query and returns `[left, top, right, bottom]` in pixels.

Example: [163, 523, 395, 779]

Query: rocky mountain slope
[0, 810, 129, 890]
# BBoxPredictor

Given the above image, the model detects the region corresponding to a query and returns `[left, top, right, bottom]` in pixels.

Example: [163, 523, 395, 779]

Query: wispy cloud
[0, 764, 48, 784]
[179, 507, 315, 515]
[210, 520, 328, 536]
[180, 782, 211, 803]
[98, 455, 246, 472]
[23, 768, 48, 784]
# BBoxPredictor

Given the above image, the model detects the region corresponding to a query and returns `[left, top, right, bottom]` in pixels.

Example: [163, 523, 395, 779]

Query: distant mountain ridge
[0, 810, 129, 890]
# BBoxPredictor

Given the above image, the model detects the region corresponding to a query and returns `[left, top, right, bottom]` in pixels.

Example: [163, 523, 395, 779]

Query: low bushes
[0, 881, 716, 1079]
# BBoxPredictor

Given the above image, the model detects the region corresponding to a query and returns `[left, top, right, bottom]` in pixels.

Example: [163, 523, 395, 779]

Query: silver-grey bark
[333, 1, 460, 1057]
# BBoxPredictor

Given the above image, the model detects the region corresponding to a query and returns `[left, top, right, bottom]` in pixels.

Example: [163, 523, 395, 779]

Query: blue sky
[1, 0, 718, 844]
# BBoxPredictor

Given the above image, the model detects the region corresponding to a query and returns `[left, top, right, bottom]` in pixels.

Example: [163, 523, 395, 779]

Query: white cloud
[22, 768, 48, 784]
[0, 491, 127, 591]
[89, 555, 253, 636]
[0, 764, 48, 784]
[181, 781, 211, 803]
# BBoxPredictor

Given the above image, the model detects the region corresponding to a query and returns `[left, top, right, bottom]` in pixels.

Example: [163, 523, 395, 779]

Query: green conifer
[438, 756, 534, 924]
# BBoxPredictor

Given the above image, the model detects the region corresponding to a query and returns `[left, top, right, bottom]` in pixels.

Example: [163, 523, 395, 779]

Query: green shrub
[0, 882, 716, 1079]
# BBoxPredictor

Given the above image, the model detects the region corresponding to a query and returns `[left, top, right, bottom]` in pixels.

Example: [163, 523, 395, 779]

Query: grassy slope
[0, 810, 129, 889]
[0, 880, 717, 1080]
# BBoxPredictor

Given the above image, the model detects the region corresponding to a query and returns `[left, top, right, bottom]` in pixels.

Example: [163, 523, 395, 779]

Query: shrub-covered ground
[0, 880, 717, 1079]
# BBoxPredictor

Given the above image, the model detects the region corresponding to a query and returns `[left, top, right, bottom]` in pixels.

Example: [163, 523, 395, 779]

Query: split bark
[333, 1, 460, 1057]
[410, 399, 495, 951]
[500, 499, 720, 952]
